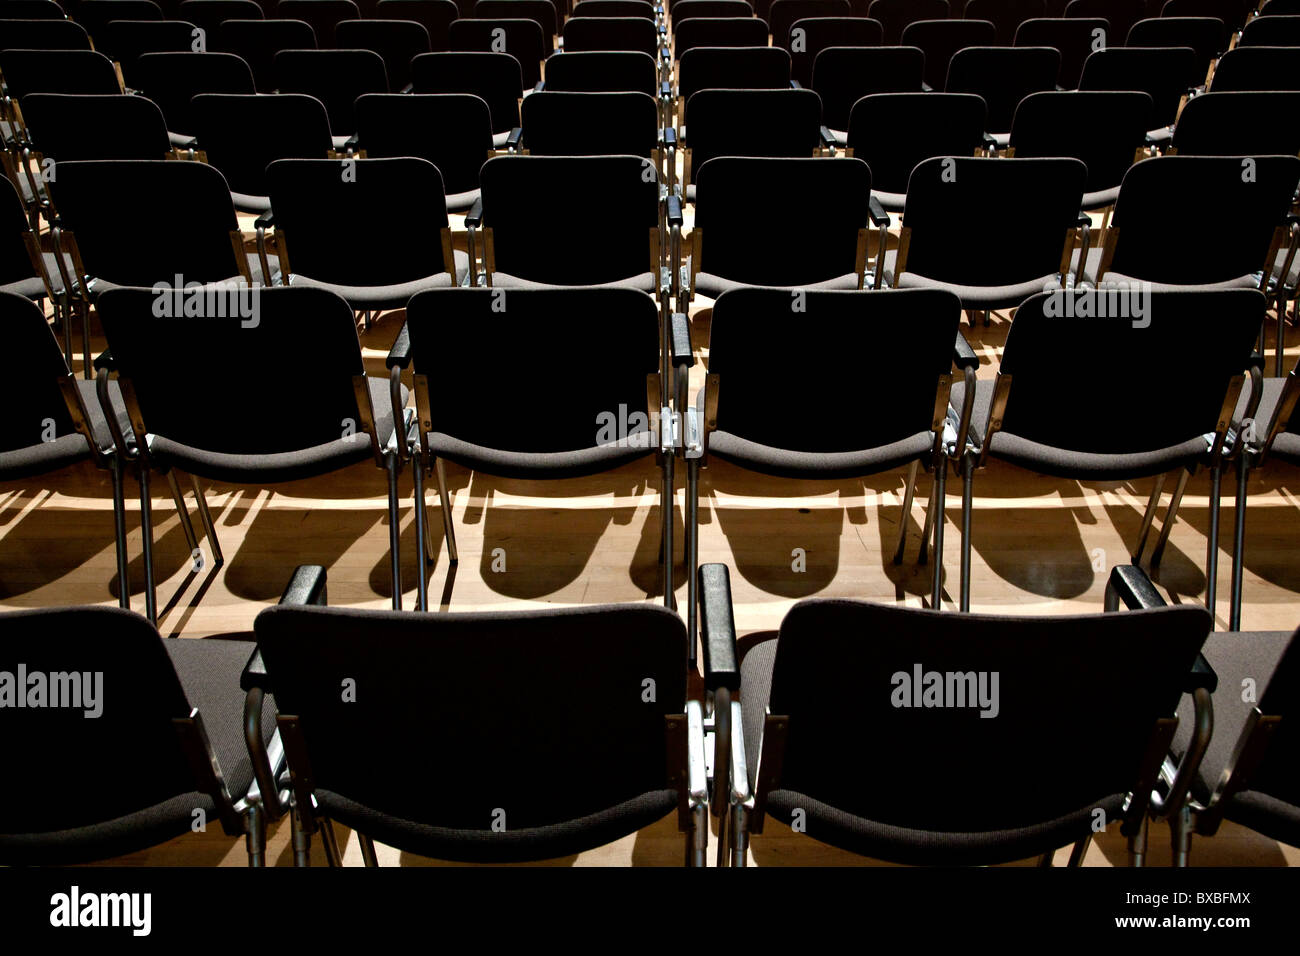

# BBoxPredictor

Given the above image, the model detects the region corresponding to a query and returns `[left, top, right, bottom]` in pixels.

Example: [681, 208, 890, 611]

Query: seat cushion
[693, 271, 860, 299]
[446, 187, 481, 213]
[289, 249, 471, 310]
[708, 429, 934, 480]
[425, 429, 653, 480]
[488, 270, 656, 292]
[882, 248, 1060, 309]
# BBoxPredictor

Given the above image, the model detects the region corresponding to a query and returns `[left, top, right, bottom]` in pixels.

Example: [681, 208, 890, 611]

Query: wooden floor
[5, 213, 1300, 866]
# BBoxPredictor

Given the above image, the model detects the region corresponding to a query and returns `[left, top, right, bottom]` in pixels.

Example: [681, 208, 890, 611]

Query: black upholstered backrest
[276, 0, 361, 49]
[900, 17, 997, 90]
[1172, 92, 1300, 157]
[1163, 0, 1247, 32]
[998, 290, 1264, 453]
[1250, 628, 1300, 808]
[0, 0, 67, 20]
[784, 16, 882, 88]
[1079, 46, 1202, 127]
[572, 0, 657, 17]
[709, 288, 961, 452]
[405, 287, 660, 453]
[522, 91, 658, 156]
[900, 156, 1086, 286]
[1238, 13, 1300, 45]
[334, 17, 431, 88]
[354, 93, 491, 194]
[479, 154, 658, 284]
[694, 156, 870, 285]
[449, 17, 545, 87]
[543, 50, 657, 94]
[944, 45, 1060, 132]
[765, 599, 1211, 832]
[274, 48, 389, 133]
[253, 601, 687, 830]
[866, 0, 948, 44]
[0, 179, 37, 289]
[846, 93, 986, 195]
[190, 92, 333, 197]
[215, 18, 317, 91]
[1014, 17, 1108, 89]
[685, 88, 821, 170]
[677, 46, 789, 103]
[95, 19, 197, 87]
[0, 292, 86, 458]
[177, 0, 264, 39]
[1109, 156, 1300, 284]
[768, 0, 850, 53]
[96, 285, 368, 455]
[673, 16, 769, 58]
[0, 606, 200, 839]
[812, 45, 924, 130]
[1210, 45, 1300, 91]
[134, 51, 255, 135]
[1126, 16, 1228, 75]
[376, 0, 458, 50]
[53, 159, 243, 284]
[0, 18, 93, 51]
[0, 49, 120, 98]
[671, 0, 754, 24]
[268, 158, 449, 285]
[410, 51, 521, 131]
[1064, 0, 1143, 41]
[20, 93, 172, 161]
[562, 14, 657, 54]
[1008, 91, 1151, 195]
[477, 0, 558, 40]
[964, 0, 1046, 44]
[76, 0, 163, 39]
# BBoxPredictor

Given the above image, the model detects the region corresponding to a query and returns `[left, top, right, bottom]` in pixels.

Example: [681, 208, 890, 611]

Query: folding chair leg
[244, 801, 265, 868]
[79, 299, 91, 381]
[358, 833, 379, 867]
[1230, 454, 1249, 631]
[1170, 806, 1193, 868]
[959, 454, 973, 613]
[662, 451, 675, 609]
[918, 479, 938, 564]
[289, 806, 311, 867]
[110, 454, 130, 611]
[1278, 294, 1288, 377]
[434, 457, 457, 564]
[1067, 834, 1091, 867]
[930, 462, 946, 610]
[685, 457, 699, 665]
[730, 804, 748, 867]
[138, 464, 157, 626]
[1132, 473, 1167, 563]
[189, 474, 224, 568]
[892, 459, 919, 564]
[412, 457, 429, 612]
[1150, 468, 1190, 569]
[385, 452, 402, 611]
[56, 298, 74, 372]
[319, 815, 342, 867]
[1037, 850, 1053, 867]
[689, 803, 707, 868]
[165, 469, 199, 556]
[1128, 815, 1148, 868]
[1205, 461, 1222, 617]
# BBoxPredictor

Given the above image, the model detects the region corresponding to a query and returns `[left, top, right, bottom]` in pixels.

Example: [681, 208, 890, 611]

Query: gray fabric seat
[488, 269, 655, 292]
[1245, 376, 1300, 466]
[884, 249, 1061, 309]
[290, 249, 470, 308]
[693, 270, 860, 299]
[1072, 245, 1261, 291]
[708, 428, 935, 480]
[424, 427, 652, 480]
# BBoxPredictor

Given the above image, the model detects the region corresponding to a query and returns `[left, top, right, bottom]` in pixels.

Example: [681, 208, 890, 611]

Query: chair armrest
[240, 647, 268, 692]
[254, 212, 274, 232]
[465, 196, 483, 228]
[1105, 564, 1217, 692]
[666, 193, 683, 228]
[387, 320, 412, 370]
[93, 349, 117, 373]
[982, 132, 998, 152]
[698, 563, 740, 692]
[662, 125, 677, 148]
[661, 79, 672, 98]
[279, 564, 328, 607]
[506, 126, 523, 151]
[868, 194, 890, 229]
[533, 81, 545, 92]
[791, 79, 803, 89]
[953, 331, 978, 370]
[670, 311, 693, 369]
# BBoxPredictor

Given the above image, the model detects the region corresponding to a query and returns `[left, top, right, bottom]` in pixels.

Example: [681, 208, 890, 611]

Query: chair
[965, 0, 1047, 44]
[784, 15, 882, 88]
[354, 92, 492, 210]
[0, 19, 93, 52]
[866, 0, 948, 45]
[276, 0, 361, 48]
[94, 19, 199, 88]
[681, 88, 821, 196]
[950, 288, 1265, 613]
[0, 49, 121, 161]
[1126, 17, 1227, 80]
[448, 17, 546, 88]
[410, 50, 523, 146]
[767, 0, 850, 55]
[190, 92, 336, 213]
[944, 46, 1061, 139]
[1007, 90, 1151, 211]
[574, 0, 657, 16]
[676, 46, 790, 121]
[177, 0, 264, 40]
[0, 0, 69, 18]
[1239, 14, 1300, 46]
[1170, 91, 1300, 158]
[244, 563, 706, 863]
[1079, 46, 1202, 142]
[520, 91, 661, 159]
[844, 93, 986, 212]
[133, 51, 256, 142]
[374, 0, 456, 49]
[673, 17, 769, 59]
[476, 0, 558, 43]
[274, 48, 389, 145]
[680, 287, 967, 629]
[1258, 0, 1300, 14]
[333, 18, 430, 90]
[0, 603, 283, 865]
[1209, 45, 1300, 91]
[1162, 0, 1247, 32]
[1064, 0, 1144, 43]
[215, 18, 317, 91]
[563, 15, 659, 55]
[75, 0, 163, 40]
[671, 0, 753, 23]
[812, 45, 925, 138]
[705, 559, 1215, 865]
[901, 18, 998, 91]
[94, 284, 410, 620]
[883, 156, 1086, 313]
[541, 50, 659, 94]
[262, 157, 464, 314]
[1014, 16, 1109, 89]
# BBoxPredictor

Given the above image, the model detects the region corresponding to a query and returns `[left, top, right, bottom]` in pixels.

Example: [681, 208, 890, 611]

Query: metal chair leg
[244, 801, 265, 868]
[893, 459, 919, 564]
[165, 469, 199, 556]
[931, 462, 946, 610]
[189, 474, 224, 568]
[290, 806, 312, 867]
[1230, 454, 1249, 631]
[918, 479, 938, 564]
[385, 451, 402, 611]
[686, 457, 699, 665]
[1037, 850, 1054, 866]
[731, 804, 748, 867]
[434, 457, 457, 563]
[1067, 834, 1091, 867]
[110, 454, 130, 611]
[959, 454, 973, 613]
[662, 451, 675, 609]
[358, 833, 379, 867]
[1205, 461, 1222, 618]
[1132, 473, 1166, 563]
[1150, 467, 1191, 569]
[1128, 814, 1148, 868]
[412, 457, 428, 612]
[319, 814, 342, 867]
[79, 299, 91, 381]
[138, 463, 157, 625]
